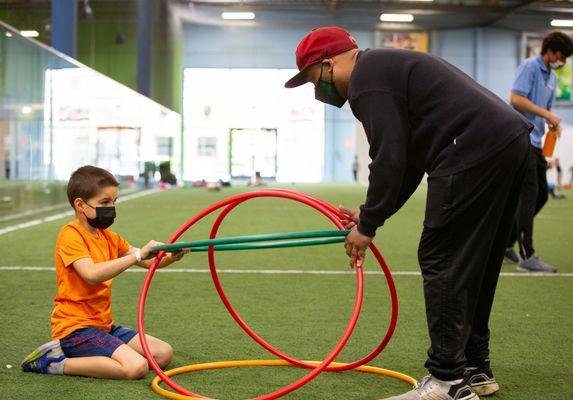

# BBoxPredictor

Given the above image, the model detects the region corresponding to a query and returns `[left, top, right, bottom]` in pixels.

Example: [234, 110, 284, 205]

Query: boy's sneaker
[517, 254, 557, 273]
[21, 340, 66, 374]
[385, 375, 479, 400]
[503, 247, 520, 264]
[466, 366, 499, 396]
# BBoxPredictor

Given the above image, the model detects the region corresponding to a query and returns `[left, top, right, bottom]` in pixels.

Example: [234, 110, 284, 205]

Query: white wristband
[134, 248, 142, 263]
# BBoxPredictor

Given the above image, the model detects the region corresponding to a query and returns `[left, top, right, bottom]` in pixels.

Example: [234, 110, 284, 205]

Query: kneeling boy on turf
[22, 165, 183, 379]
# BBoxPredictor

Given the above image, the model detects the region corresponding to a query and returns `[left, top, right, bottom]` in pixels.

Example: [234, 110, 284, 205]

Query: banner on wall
[383, 33, 428, 52]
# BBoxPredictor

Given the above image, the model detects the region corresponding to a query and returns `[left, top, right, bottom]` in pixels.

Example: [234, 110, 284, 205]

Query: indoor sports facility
[0, 1, 572, 400]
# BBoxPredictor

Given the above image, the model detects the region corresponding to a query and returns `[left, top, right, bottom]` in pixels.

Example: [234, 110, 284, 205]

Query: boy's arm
[73, 254, 138, 285]
[73, 240, 162, 284]
[124, 247, 186, 269]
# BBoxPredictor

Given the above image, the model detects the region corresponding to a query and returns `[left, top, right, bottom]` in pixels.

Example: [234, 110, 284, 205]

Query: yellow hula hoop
[151, 360, 417, 400]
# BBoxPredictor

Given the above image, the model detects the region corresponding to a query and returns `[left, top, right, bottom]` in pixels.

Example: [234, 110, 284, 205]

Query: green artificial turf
[0, 184, 571, 399]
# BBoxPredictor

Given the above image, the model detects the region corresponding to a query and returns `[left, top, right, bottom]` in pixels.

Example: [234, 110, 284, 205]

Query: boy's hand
[338, 205, 360, 229]
[157, 249, 188, 269]
[166, 250, 187, 263]
[141, 240, 164, 260]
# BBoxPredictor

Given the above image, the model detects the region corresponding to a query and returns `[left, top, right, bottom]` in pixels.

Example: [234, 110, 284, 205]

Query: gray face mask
[314, 63, 347, 108]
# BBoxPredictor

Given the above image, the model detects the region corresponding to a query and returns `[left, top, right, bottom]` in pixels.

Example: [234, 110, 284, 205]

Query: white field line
[0, 266, 571, 277]
[0, 189, 160, 236]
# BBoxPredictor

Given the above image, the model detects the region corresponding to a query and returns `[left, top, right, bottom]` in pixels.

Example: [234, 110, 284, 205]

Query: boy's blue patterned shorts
[60, 325, 138, 358]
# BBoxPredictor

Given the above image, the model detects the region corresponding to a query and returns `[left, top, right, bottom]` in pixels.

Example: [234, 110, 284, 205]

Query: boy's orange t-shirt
[50, 220, 131, 339]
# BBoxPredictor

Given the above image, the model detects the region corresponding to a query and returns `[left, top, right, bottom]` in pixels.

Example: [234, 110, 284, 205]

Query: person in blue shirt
[505, 32, 573, 273]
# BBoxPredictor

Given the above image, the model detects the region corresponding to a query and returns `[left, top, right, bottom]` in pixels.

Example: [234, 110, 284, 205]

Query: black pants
[508, 145, 548, 259]
[419, 133, 529, 380]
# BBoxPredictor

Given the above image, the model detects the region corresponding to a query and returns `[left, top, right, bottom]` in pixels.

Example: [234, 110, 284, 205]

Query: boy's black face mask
[84, 203, 116, 230]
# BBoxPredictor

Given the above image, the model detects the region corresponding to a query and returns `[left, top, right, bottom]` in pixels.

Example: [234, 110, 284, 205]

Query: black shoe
[466, 366, 499, 396]
[503, 247, 520, 264]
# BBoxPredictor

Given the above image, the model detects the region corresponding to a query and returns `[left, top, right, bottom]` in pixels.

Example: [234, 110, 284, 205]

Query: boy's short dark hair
[542, 32, 573, 58]
[67, 166, 119, 207]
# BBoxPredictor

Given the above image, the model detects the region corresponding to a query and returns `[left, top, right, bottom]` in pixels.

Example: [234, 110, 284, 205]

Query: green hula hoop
[151, 230, 350, 253]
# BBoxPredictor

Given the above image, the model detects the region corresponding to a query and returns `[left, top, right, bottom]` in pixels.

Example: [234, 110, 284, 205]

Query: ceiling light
[5, 32, 12, 37]
[380, 13, 414, 23]
[221, 12, 255, 20]
[20, 30, 39, 38]
[21, 106, 32, 114]
[551, 19, 573, 28]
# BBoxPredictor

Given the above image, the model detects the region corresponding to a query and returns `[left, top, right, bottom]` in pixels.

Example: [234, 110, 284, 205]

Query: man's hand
[339, 205, 360, 229]
[545, 111, 561, 130]
[344, 226, 373, 268]
[553, 124, 563, 138]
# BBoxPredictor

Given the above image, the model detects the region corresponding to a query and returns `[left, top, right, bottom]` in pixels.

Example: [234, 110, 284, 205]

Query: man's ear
[322, 58, 335, 72]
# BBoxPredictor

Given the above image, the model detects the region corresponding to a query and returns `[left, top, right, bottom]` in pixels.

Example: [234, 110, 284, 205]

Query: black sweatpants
[419, 133, 529, 380]
[508, 145, 549, 259]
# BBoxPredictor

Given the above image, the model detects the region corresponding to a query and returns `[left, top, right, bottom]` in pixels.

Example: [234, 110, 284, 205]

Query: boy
[21, 165, 183, 379]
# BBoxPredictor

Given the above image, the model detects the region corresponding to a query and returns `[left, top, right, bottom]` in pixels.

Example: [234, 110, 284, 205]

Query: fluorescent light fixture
[551, 19, 573, 27]
[380, 13, 414, 22]
[21, 106, 32, 114]
[5, 32, 12, 37]
[221, 12, 255, 20]
[20, 30, 39, 37]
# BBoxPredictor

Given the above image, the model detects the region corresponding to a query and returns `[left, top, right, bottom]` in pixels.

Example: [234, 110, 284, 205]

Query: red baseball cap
[284, 26, 358, 88]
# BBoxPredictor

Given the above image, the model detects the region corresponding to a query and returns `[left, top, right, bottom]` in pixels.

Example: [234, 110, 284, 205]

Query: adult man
[505, 32, 573, 272]
[285, 27, 532, 400]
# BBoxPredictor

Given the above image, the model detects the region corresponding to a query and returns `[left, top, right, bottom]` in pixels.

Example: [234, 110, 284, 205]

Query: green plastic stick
[189, 236, 346, 252]
[151, 230, 349, 253]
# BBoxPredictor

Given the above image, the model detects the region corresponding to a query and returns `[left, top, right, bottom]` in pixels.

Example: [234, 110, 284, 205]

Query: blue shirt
[511, 54, 557, 148]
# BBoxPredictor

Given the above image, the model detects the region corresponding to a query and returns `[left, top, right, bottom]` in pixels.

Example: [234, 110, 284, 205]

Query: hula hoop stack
[137, 189, 416, 400]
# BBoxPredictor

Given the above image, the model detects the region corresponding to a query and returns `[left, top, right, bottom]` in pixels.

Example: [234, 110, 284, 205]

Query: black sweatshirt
[348, 49, 533, 237]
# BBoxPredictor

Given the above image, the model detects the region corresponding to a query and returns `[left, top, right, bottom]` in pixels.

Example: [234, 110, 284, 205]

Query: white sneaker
[385, 375, 479, 400]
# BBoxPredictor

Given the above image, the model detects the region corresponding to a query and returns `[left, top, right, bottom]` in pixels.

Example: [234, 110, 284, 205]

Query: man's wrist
[357, 221, 377, 237]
